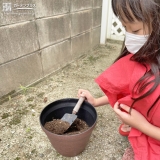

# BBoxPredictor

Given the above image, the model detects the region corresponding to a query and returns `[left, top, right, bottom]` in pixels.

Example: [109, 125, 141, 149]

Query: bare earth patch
[0, 40, 129, 160]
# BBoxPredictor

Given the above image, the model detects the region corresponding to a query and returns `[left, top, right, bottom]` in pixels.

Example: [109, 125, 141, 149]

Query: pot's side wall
[0, 0, 102, 98]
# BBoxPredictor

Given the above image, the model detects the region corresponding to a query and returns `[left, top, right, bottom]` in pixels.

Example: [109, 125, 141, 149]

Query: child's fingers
[81, 91, 86, 97]
[119, 104, 131, 113]
[114, 102, 119, 109]
[78, 89, 85, 96]
[114, 102, 131, 116]
[77, 89, 88, 99]
[113, 102, 121, 114]
[78, 89, 84, 94]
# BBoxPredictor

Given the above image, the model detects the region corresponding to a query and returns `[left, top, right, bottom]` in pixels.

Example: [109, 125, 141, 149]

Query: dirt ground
[0, 39, 130, 160]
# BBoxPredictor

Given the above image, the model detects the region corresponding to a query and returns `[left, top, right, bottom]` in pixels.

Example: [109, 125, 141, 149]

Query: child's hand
[78, 89, 96, 106]
[113, 102, 148, 130]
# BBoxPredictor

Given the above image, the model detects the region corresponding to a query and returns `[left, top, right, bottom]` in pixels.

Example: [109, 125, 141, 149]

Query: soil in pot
[44, 118, 89, 135]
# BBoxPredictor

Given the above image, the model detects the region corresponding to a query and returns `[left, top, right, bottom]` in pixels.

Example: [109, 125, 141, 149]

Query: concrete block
[0, 21, 39, 64]
[36, 15, 70, 49]
[0, 27, 12, 64]
[93, 0, 102, 8]
[71, 0, 92, 12]
[92, 8, 102, 28]
[35, 0, 70, 18]
[0, 0, 35, 26]
[92, 27, 100, 48]
[71, 10, 92, 36]
[41, 40, 72, 76]
[0, 52, 43, 97]
[71, 32, 91, 59]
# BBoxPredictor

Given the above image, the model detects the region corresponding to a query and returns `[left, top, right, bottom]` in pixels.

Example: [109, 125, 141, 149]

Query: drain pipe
[100, 0, 110, 44]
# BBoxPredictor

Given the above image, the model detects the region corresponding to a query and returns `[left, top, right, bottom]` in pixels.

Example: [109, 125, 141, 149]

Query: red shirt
[95, 54, 160, 160]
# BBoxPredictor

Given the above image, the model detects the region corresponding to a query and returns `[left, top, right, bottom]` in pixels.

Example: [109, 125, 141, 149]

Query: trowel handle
[72, 97, 85, 114]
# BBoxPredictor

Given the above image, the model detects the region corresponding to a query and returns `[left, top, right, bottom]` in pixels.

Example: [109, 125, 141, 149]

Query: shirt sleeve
[95, 54, 136, 107]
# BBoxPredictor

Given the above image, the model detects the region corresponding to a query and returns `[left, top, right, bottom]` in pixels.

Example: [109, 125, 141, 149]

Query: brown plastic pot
[40, 98, 97, 157]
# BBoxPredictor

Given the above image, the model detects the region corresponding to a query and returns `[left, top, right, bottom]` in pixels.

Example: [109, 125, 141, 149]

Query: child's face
[121, 19, 150, 35]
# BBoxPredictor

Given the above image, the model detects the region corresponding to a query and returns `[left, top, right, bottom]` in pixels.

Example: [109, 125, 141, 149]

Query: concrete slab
[71, 10, 92, 37]
[41, 40, 72, 76]
[92, 8, 102, 28]
[0, 21, 39, 64]
[92, 27, 101, 48]
[71, 31, 91, 59]
[35, 0, 70, 18]
[36, 15, 70, 48]
[93, 0, 102, 7]
[70, 0, 92, 12]
[0, 52, 43, 97]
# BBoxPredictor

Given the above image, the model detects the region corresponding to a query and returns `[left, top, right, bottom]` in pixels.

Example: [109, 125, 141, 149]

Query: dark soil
[44, 119, 70, 134]
[44, 118, 89, 135]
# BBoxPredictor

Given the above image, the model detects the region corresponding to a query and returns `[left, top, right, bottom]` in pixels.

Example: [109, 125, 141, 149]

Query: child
[78, 0, 160, 159]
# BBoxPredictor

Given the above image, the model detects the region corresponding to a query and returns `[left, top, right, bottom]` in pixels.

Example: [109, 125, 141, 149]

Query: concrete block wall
[0, 0, 102, 98]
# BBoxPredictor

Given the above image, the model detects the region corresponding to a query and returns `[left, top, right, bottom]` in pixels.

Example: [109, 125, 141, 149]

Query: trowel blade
[61, 113, 77, 125]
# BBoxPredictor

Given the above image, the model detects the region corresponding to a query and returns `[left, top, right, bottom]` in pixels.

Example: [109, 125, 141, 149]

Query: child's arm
[78, 89, 109, 107]
[114, 102, 160, 141]
[142, 121, 160, 141]
[94, 96, 109, 107]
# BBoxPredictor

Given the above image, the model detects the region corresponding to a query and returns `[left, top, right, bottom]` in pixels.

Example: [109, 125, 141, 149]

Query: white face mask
[125, 31, 149, 54]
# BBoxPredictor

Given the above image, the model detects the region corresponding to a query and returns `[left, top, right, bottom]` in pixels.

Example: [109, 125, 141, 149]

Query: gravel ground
[0, 40, 130, 160]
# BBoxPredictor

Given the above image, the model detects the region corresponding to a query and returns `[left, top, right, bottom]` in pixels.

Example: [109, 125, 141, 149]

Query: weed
[8, 95, 12, 101]
[88, 56, 97, 63]
[27, 136, 33, 139]
[1, 113, 10, 119]
[19, 84, 34, 94]
[9, 115, 21, 125]
[31, 149, 37, 154]
[17, 109, 29, 116]
[37, 92, 45, 98]
[26, 97, 34, 102]
[9, 108, 29, 125]
[26, 127, 31, 133]
[28, 104, 36, 108]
